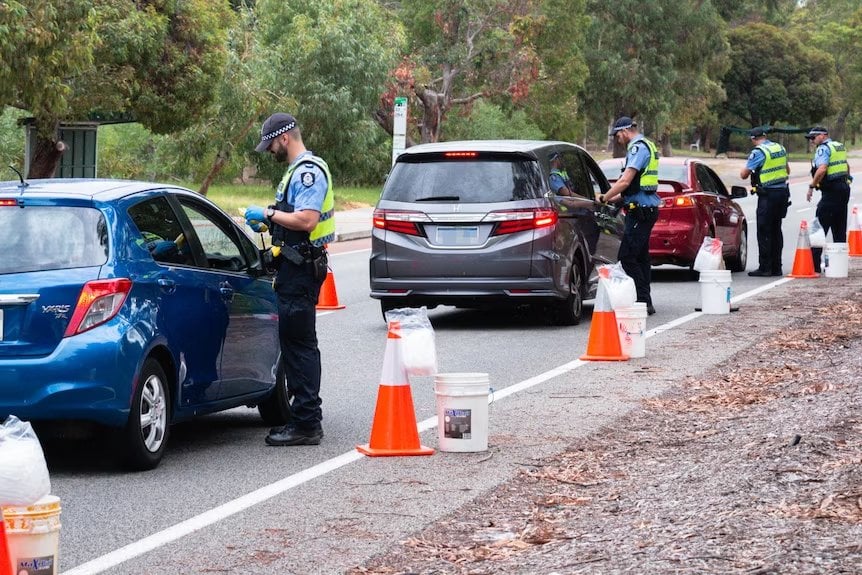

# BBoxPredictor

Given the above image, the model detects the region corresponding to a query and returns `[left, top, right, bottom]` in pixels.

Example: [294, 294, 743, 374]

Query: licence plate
[436, 226, 480, 246]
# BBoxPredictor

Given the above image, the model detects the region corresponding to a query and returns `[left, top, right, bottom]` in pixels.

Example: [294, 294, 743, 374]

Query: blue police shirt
[282, 151, 328, 214]
[624, 135, 661, 207]
[549, 171, 567, 194]
[745, 139, 788, 188]
[813, 138, 832, 169]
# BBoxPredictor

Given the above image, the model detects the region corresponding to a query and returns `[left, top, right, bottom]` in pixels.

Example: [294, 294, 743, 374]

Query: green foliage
[196, 182, 381, 215]
[444, 101, 545, 141]
[0, 107, 27, 173]
[0, 1, 233, 134]
[254, 0, 405, 185]
[722, 23, 837, 126]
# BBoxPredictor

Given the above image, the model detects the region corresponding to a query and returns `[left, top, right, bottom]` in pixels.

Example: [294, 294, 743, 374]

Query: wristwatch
[265, 207, 276, 220]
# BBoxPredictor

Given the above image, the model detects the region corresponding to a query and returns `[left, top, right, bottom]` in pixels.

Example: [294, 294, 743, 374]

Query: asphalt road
[45, 173, 862, 574]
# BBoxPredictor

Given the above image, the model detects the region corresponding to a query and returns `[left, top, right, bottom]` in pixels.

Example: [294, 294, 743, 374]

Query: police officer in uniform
[247, 113, 335, 446]
[740, 127, 791, 277]
[596, 116, 661, 315]
[805, 126, 852, 273]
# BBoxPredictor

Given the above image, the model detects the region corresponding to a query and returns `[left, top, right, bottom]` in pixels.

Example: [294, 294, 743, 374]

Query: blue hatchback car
[0, 178, 290, 470]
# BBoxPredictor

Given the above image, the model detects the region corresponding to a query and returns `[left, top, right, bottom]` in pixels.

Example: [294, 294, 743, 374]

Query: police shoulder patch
[629, 144, 640, 155]
[748, 151, 757, 161]
[817, 146, 827, 156]
[301, 172, 315, 187]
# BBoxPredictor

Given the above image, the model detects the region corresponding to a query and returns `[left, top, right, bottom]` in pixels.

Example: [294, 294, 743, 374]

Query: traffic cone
[580, 271, 628, 361]
[316, 266, 345, 310]
[0, 509, 12, 575]
[357, 321, 434, 457]
[787, 220, 819, 278]
[848, 205, 862, 257]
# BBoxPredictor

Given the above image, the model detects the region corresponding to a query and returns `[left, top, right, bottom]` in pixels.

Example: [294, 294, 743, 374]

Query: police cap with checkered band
[255, 113, 297, 153]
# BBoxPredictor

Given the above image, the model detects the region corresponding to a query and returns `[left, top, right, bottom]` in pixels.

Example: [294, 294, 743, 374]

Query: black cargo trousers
[811, 179, 851, 272]
[274, 248, 328, 432]
[755, 186, 790, 275]
[618, 204, 659, 307]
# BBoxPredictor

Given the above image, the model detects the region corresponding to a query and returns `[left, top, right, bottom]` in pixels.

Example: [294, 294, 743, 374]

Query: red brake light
[664, 196, 695, 208]
[64, 279, 133, 337]
[443, 152, 478, 158]
[0, 199, 17, 207]
[372, 209, 427, 237]
[490, 209, 558, 236]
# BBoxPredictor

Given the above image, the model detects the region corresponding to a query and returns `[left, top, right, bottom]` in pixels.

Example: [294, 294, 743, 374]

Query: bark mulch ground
[350, 289, 862, 575]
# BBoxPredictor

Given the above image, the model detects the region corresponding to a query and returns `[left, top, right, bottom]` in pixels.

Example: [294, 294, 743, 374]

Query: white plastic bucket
[434, 372, 490, 452]
[616, 302, 647, 358]
[3, 494, 62, 575]
[699, 269, 732, 315]
[823, 242, 849, 278]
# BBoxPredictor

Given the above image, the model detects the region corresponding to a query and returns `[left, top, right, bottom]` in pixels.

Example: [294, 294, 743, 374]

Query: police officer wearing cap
[597, 116, 661, 315]
[247, 112, 334, 446]
[805, 126, 852, 273]
[740, 127, 791, 277]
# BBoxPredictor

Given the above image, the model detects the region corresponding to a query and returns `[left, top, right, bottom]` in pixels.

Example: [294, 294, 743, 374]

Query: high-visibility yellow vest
[755, 142, 788, 186]
[278, 155, 335, 245]
[823, 141, 849, 180]
[626, 137, 659, 194]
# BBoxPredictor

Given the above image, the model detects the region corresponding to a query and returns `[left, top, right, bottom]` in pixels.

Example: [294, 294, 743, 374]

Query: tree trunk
[660, 127, 672, 158]
[28, 126, 65, 179]
[834, 108, 849, 142]
[416, 86, 442, 144]
[700, 126, 712, 154]
[198, 117, 258, 196]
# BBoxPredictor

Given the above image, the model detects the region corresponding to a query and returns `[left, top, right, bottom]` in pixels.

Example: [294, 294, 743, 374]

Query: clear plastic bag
[599, 262, 637, 310]
[693, 237, 724, 272]
[809, 217, 826, 248]
[0, 415, 51, 506]
[384, 307, 438, 376]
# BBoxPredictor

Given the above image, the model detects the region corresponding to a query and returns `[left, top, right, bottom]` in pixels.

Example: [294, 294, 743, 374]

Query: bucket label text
[444, 408, 472, 439]
[17, 555, 55, 575]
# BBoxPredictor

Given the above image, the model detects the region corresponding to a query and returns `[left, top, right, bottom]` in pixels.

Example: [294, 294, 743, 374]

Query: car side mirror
[730, 185, 747, 199]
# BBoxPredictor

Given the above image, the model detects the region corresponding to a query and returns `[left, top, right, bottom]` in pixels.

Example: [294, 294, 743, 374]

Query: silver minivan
[369, 140, 623, 324]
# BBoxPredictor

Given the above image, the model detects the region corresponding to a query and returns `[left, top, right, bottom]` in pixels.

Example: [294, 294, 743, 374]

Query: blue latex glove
[245, 206, 266, 222]
[148, 240, 177, 257]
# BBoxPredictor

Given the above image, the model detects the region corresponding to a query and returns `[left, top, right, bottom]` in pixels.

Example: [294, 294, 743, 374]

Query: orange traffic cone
[316, 266, 345, 310]
[580, 270, 629, 361]
[848, 205, 862, 257]
[787, 220, 819, 278]
[357, 321, 434, 457]
[0, 510, 12, 575]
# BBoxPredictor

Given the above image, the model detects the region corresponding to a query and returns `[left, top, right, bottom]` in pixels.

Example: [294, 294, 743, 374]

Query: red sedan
[600, 157, 749, 271]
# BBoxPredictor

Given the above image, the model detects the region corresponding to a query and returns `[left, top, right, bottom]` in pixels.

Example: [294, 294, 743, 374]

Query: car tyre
[726, 228, 748, 272]
[258, 362, 293, 426]
[552, 262, 584, 326]
[123, 358, 170, 471]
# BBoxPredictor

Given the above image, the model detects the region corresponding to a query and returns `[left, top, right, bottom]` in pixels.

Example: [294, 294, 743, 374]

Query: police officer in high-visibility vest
[597, 116, 661, 315]
[740, 127, 791, 277]
[805, 126, 852, 273]
[549, 152, 575, 196]
[247, 113, 334, 446]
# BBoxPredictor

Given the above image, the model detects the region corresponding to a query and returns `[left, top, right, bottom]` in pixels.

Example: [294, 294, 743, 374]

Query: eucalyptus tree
[722, 23, 837, 128]
[254, 0, 405, 183]
[0, 0, 233, 178]
[580, 0, 728, 157]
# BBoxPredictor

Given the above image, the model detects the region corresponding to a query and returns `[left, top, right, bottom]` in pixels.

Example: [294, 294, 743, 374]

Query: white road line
[61, 276, 792, 575]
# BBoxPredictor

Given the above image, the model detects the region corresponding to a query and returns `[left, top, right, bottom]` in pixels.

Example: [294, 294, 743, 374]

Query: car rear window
[658, 164, 688, 183]
[382, 154, 543, 203]
[0, 206, 108, 274]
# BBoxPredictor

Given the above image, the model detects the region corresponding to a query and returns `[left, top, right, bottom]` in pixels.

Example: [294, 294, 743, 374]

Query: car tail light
[488, 208, 558, 236]
[0, 199, 17, 207]
[664, 196, 695, 208]
[372, 209, 429, 237]
[444, 151, 478, 158]
[64, 279, 133, 337]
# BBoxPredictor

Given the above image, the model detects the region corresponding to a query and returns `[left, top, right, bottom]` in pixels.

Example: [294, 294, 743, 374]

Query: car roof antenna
[9, 165, 28, 191]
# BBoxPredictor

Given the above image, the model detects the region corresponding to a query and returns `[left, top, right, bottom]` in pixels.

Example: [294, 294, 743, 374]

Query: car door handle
[219, 282, 234, 302]
[157, 278, 176, 294]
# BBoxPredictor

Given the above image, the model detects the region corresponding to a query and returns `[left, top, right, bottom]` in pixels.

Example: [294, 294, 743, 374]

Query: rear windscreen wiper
[415, 196, 460, 202]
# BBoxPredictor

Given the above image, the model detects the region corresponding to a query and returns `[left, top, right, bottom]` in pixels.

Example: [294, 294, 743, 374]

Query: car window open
[0, 206, 108, 274]
[177, 201, 249, 272]
[128, 196, 196, 266]
[695, 164, 718, 195]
